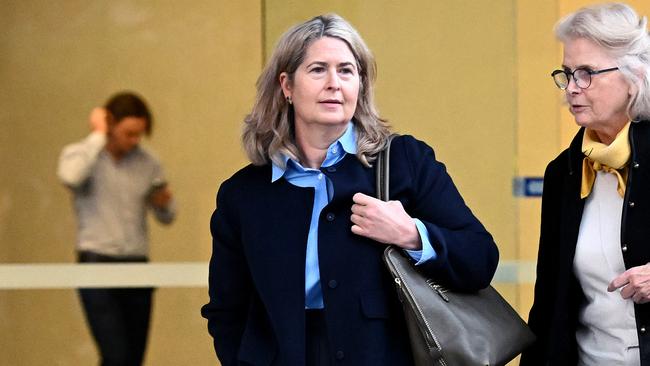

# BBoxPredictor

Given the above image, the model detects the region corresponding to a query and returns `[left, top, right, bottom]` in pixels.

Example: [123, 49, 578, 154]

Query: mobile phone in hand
[148, 178, 168, 196]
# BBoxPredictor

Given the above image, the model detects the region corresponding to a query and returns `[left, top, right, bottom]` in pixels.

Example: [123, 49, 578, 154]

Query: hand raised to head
[89, 107, 108, 134]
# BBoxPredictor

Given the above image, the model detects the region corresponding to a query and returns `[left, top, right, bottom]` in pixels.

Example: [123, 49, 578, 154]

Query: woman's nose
[566, 76, 581, 94]
[326, 70, 341, 90]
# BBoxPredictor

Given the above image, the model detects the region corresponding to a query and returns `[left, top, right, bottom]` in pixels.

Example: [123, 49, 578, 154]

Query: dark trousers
[78, 251, 153, 366]
[306, 310, 332, 366]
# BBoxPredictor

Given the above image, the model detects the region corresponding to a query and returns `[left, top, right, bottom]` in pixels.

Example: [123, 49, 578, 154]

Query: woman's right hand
[608, 263, 650, 304]
[350, 192, 422, 250]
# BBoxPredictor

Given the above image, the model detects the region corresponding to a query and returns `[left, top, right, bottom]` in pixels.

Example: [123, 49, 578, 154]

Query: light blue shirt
[272, 123, 436, 309]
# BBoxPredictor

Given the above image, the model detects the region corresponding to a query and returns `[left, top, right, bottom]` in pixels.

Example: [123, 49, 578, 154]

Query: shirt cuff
[405, 219, 437, 265]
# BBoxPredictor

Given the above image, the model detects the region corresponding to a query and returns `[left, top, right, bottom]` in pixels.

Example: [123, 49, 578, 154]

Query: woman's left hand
[608, 263, 650, 304]
[350, 192, 421, 250]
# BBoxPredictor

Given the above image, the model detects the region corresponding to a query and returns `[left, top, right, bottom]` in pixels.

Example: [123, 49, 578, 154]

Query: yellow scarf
[580, 122, 631, 199]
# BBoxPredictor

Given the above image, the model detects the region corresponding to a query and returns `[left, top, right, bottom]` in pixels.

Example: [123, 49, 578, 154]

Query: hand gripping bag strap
[376, 135, 444, 364]
[376, 135, 535, 366]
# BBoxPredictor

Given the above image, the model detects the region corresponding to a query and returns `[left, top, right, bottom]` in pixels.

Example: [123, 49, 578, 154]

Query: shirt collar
[271, 122, 357, 182]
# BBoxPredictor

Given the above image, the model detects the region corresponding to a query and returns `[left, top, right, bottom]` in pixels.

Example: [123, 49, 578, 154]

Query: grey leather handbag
[377, 135, 535, 366]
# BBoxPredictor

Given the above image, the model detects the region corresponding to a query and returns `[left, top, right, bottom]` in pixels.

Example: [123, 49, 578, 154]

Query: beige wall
[1, 1, 260, 365]
[2, 0, 649, 365]
[515, 0, 562, 325]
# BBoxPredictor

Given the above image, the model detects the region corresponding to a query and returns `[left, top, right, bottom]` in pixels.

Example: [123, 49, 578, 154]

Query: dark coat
[201, 135, 499, 366]
[521, 121, 650, 366]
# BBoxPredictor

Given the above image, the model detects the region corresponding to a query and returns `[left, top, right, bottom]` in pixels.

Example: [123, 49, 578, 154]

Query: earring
[286, 96, 292, 105]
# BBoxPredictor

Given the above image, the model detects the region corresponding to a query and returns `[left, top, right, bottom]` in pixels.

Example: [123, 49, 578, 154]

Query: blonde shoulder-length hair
[242, 13, 391, 168]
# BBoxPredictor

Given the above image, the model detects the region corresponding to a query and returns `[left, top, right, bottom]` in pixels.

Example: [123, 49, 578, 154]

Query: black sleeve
[200, 178, 252, 366]
[520, 160, 563, 365]
[396, 135, 499, 291]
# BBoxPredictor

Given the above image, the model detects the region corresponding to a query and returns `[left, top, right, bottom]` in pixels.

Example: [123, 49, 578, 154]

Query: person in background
[57, 91, 176, 366]
[522, 3, 650, 365]
[201, 13, 498, 366]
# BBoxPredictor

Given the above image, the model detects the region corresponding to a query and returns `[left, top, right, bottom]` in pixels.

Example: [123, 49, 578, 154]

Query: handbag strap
[376, 134, 398, 202]
[377, 135, 447, 363]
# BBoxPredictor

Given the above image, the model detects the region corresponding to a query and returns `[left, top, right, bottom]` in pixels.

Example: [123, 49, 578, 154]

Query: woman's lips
[571, 104, 588, 113]
[320, 99, 342, 104]
[319, 100, 343, 110]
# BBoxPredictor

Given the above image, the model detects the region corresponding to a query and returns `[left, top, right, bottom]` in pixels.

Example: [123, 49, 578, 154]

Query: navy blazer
[521, 121, 650, 365]
[201, 135, 499, 366]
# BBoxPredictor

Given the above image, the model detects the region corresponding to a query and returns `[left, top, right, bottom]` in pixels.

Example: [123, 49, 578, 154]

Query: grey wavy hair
[242, 13, 391, 167]
[555, 2, 650, 121]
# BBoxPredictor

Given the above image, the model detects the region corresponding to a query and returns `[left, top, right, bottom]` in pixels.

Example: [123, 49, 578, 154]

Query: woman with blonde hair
[202, 13, 498, 366]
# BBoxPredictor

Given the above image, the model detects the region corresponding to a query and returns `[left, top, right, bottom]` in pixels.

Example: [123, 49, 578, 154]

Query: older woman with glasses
[522, 3, 650, 365]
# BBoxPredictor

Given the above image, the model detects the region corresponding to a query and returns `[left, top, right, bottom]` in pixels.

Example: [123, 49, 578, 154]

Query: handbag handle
[375, 134, 398, 202]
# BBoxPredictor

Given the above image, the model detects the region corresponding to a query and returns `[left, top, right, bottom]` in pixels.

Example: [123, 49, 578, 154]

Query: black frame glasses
[551, 67, 619, 90]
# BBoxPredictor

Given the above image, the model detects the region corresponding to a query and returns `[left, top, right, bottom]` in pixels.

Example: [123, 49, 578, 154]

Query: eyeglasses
[551, 67, 619, 90]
